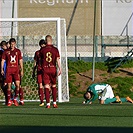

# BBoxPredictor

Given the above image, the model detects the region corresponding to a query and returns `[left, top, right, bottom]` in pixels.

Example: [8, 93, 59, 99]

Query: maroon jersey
[2, 48, 22, 68]
[34, 49, 43, 84]
[0, 49, 4, 81]
[39, 45, 60, 84]
[39, 45, 60, 68]
[0, 49, 4, 60]
[2, 48, 22, 83]
[34, 49, 42, 71]
[0, 49, 4, 71]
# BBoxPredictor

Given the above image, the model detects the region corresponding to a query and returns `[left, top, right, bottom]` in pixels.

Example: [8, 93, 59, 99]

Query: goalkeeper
[83, 83, 133, 104]
[83, 83, 121, 104]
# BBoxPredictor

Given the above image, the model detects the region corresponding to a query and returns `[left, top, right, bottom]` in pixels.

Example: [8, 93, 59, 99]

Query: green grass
[68, 60, 133, 97]
[0, 98, 133, 133]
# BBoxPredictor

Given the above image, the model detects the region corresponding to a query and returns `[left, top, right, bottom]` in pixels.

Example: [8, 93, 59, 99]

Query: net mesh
[0, 18, 69, 102]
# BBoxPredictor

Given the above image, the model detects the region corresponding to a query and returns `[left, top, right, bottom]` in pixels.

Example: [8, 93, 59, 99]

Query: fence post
[22, 36, 25, 50]
[95, 36, 98, 58]
[75, 36, 77, 57]
[101, 36, 105, 57]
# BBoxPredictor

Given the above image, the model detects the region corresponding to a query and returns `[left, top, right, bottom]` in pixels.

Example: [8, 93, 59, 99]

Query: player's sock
[45, 88, 50, 104]
[104, 97, 116, 104]
[52, 87, 57, 103]
[39, 88, 44, 103]
[11, 91, 14, 99]
[19, 87, 24, 101]
[7, 90, 11, 103]
[15, 89, 19, 99]
[120, 98, 127, 102]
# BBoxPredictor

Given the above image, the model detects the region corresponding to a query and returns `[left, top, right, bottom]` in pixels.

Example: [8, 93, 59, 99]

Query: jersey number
[46, 52, 52, 62]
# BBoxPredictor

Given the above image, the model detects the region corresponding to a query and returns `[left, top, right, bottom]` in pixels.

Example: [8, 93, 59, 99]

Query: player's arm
[32, 60, 37, 78]
[88, 88, 98, 103]
[1, 58, 5, 76]
[100, 100, 104, 104]
[19, 59, 24, 77]
[56, 57, 62, 76]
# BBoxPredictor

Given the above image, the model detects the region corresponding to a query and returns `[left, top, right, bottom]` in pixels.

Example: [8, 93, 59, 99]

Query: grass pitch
[0, 98, 133, 133]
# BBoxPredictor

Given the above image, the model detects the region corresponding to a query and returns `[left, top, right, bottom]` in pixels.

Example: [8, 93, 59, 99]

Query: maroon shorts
[42, 67, 57, 85]
[6, 67, 20, 83]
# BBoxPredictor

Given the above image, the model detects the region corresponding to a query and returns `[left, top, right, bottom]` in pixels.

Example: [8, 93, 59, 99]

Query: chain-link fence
[67, 35, 133, 59]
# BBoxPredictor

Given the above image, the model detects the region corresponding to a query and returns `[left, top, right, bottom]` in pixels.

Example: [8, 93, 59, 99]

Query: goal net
[0, 18, 69, 103]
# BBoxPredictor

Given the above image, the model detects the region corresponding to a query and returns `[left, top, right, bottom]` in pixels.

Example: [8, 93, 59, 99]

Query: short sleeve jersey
[87, 83, 108, 94]
[2, 48, 22, 67]
[39, 45, 60, 67]
[34, 49, 42, 71]
[0, 49, 4, 77]
[0, 49, 7, 78]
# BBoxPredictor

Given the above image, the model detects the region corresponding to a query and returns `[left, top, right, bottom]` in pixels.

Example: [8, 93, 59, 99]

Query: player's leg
[6, 73, 12, 106]
[44, 84, 51, 108]
[38, 83, 44, 106]
[50, 69, 58, 108]
[104, 97, 117, 104]
[120, 97, 133, 103]
[119, 98, 127, 103]
[37, 73, 44, 106]
[19, 77, 24, 105]
[13, 80, 20, 106]
[13, 70, 21, 106]
[19, 85, 24, 105]
[51, 84, 58, 108]
[42, 70, 51, 108]
[7, 83, 12, 106]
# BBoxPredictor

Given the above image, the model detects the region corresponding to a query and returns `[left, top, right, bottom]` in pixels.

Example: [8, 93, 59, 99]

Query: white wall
[0, 0, 18, 37]
[102, 0, 133, 35]
[1, 0, 17, 18]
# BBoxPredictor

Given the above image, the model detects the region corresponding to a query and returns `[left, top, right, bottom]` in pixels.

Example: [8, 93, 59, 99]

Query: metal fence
[1, 35, 133, 60]
[67, 35, 133, 59]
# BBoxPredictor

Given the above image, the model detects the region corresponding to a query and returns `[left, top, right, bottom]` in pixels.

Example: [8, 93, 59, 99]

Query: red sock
[38, 88, 44, 103]
[52, 87, 57, 102]
[7, 90, 11, 103]
[19, 87, 24, 101]
[45, 88, 50, 103]
[15, 89, 19, 99]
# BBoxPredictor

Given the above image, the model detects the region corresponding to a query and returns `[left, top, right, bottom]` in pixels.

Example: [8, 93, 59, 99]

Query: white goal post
[0, 18, 69, 103]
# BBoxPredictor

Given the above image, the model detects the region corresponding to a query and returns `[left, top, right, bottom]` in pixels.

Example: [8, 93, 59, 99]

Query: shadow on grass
[119, 69, 133, 76]
[0, 126, 133, 133]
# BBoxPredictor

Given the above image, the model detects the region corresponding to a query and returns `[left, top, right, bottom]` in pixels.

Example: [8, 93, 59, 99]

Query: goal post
[0, 18, 69, 103]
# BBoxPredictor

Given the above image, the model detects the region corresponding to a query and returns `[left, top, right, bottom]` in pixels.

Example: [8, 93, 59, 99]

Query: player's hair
[0, 40, 7, 46]
[39, 39, 46, 46]
[6, 41, 9, 44]
[45, 35, 52, 43]
[9, 38, 16, 44]
[83, 91, 92, 100]
[83, 92, 88, 100]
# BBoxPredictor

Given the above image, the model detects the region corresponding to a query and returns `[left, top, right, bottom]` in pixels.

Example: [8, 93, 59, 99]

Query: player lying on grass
[82, 83, 133, 104]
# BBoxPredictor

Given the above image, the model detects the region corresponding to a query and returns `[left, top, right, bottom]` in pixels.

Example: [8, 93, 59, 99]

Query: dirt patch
[73, 68, 133, 93]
